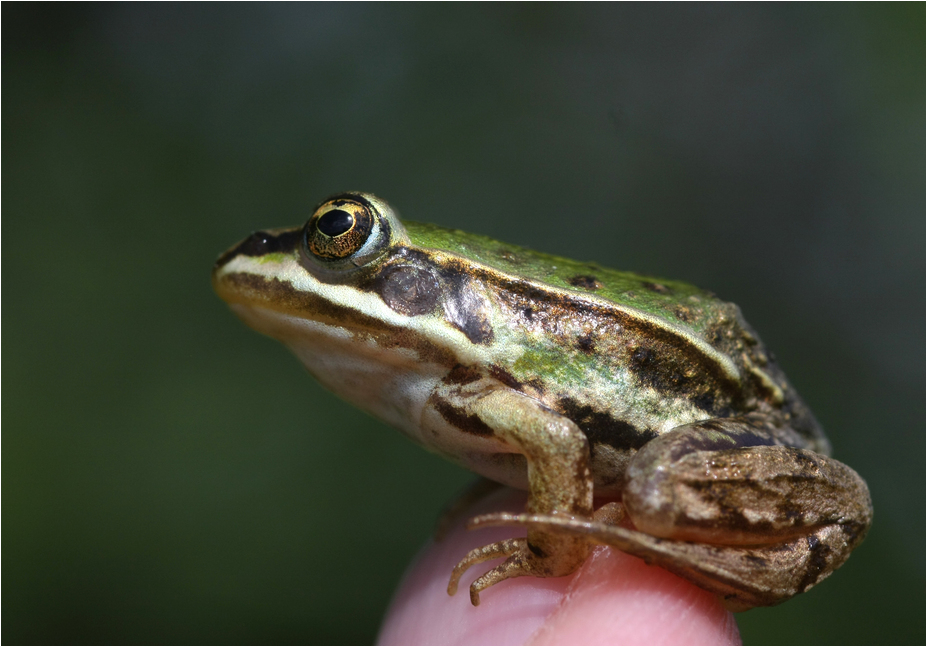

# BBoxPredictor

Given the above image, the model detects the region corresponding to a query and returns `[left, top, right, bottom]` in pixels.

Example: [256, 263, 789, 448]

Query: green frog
[212, 192, 871, 611]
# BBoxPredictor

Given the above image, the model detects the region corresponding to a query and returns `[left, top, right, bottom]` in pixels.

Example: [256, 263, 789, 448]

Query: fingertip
[527, 546, 741, 645]
[379, 489, 568, 645]
[378, 488, 741, 645]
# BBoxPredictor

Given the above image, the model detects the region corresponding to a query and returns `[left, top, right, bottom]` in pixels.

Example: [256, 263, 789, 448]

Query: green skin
[213, 192, 872, 611]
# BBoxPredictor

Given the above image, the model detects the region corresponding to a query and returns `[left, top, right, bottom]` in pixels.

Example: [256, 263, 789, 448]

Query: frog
[212, 192, 871, 612]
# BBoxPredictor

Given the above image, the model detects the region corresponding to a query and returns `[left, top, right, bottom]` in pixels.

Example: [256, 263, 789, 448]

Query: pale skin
[378, 488, 742, 645]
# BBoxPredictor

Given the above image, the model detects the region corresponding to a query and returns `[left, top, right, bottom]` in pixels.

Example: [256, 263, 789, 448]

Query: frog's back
[406, 221, 828, 459]
[407, 222, 720, 337]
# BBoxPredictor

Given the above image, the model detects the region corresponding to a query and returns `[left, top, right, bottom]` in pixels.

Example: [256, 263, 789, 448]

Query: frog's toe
[465, 511, 524, 530]
[465, 511, 608, 534]
[466, 502, 624, 534]
[447, 537, 525, 597]
[467, 550, 534, 605]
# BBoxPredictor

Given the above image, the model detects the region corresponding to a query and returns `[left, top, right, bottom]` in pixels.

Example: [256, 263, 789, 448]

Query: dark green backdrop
[4, 4, 923, 644]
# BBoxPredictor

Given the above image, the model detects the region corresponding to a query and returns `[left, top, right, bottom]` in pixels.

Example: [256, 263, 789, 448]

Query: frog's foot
[447, 518, 594, 606]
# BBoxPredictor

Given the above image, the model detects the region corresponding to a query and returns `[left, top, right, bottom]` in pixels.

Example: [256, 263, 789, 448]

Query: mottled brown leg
[622, 416, 872, 547]
[467, 510, 866, 611]
[468, 415, 872, 610]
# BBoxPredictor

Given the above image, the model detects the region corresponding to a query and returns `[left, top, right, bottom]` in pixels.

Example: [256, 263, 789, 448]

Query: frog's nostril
[216, 229, 302, 268]
[215, 232, 269, 268]
[238, 231, 275, 256]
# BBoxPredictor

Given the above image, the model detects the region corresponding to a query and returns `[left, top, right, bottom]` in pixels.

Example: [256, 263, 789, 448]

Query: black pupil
[317, 209, 354, 237]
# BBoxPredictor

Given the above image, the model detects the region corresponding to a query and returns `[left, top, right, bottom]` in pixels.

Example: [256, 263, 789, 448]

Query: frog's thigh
[613, 416, 872, 609]
[623, 417, 872, 546]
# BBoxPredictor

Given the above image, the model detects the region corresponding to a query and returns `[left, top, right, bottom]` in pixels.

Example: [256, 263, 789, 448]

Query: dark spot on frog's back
[217, 229, 300, 267]
[568, 275, 603, 291]
[576, 334, 595, 354]
[629, 346, 689, 391]
[558, 397, 657, 450]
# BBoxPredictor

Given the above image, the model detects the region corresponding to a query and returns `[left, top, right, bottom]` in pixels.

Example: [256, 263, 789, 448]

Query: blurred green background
[4, 4, 923, 644]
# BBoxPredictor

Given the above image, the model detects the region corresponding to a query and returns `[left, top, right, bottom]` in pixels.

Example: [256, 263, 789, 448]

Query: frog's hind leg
[467, 512, 856, 611]
[471, 414, 872, 611]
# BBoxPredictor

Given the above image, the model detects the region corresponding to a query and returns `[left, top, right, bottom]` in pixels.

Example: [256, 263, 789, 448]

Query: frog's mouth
[216, 261, 461, 372]
[214, 267, 392, 335]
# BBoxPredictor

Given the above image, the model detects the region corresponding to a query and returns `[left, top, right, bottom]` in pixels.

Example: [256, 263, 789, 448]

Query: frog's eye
[304, 198, 375, 260]
[300, 193, 400, 274]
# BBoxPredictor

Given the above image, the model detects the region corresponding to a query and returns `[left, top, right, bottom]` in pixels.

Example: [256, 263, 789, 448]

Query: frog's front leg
[472, 414, 873, 611]
[443, 388, 596, 605]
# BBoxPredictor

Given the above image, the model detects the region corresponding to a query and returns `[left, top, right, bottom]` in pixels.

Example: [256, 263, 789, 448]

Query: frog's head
[212, 193, 498, 401]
